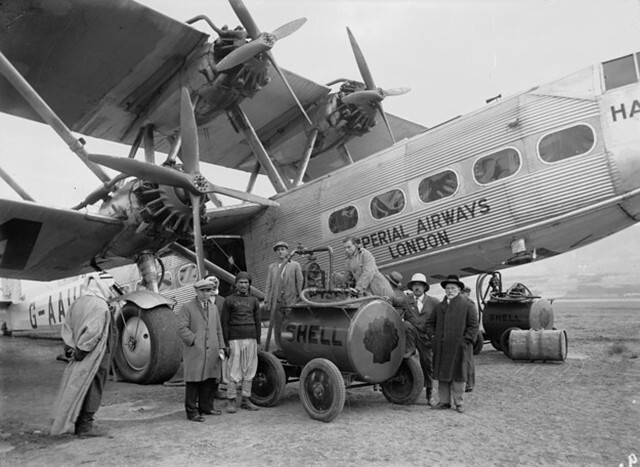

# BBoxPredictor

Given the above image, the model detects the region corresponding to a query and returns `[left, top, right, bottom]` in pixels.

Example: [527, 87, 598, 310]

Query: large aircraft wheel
[381, 356, 424, 405]
[114, 304, 181, 384]
[473, 333, 485, 355]
[299, 358, 345, 423]
[500, 327, 521, 358]
[251, 351, 287, 407]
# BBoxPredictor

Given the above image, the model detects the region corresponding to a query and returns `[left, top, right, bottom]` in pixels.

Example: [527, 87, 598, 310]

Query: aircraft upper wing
[0, 199, 127, 281]
[0, 0, 207, 142]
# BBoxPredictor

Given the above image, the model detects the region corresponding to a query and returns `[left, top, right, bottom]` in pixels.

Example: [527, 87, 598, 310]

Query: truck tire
[381, 356, 424, 405]
[113, 304, 181, 384]
[251, 351, 287, 407]
[299, 358, 345, 423]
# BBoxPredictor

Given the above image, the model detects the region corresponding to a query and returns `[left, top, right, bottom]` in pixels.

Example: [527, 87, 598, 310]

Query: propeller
[223, 0, 312, 125]
[345, 27, 411, 143]
[87, 88, 278, 277]
[216, 17, 306, 71]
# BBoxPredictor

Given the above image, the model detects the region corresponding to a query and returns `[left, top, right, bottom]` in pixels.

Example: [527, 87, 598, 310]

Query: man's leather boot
[426, 388, 433, 406]
[240, 396, 259, 411]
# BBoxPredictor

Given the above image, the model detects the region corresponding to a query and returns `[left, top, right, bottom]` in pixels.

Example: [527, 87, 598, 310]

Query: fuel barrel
[280, 299, 405, 384]
[508, 329, 568, 361]
[482, 297, 554, 342]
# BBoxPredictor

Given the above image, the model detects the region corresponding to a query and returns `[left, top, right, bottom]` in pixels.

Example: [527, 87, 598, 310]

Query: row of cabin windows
[603, 52, 640, 91]
[328, 123, 596, 234]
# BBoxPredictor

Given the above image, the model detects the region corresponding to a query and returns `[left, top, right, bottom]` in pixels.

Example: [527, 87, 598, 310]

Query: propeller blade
[216, 38, 271, 72]
[384, 87, 411, 97]
[179, 87, 199, 175]
[346, 27, 376, 90]
[267, 51, 313, 125]
[375, 102, 396, 144]
[87, 154, 196, 193]
[229, 0, 261, 39]
[206, 183, 279, 207]
[190, 192, 206, 279]
[271, 17, 307, 41]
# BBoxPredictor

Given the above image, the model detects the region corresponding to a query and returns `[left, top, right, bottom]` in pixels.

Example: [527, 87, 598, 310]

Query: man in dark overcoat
[177, 279, 226, 421]
[426, 275, 478, 413]
[403, 273, 440, 405]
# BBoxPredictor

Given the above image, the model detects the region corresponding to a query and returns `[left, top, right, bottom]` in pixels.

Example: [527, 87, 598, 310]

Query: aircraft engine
[279, 296, 405, 384]
[97, 179, 204, 259]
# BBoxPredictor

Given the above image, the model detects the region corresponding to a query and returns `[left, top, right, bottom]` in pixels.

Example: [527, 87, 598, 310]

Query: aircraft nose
[600, 85, 640, 220]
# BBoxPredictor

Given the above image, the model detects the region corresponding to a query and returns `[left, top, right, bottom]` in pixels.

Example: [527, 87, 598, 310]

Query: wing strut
[293, 128, 319, 187]
[228, 105, 288, 193]
[0, 166, 35, 201]
[0, 51, 111, 184]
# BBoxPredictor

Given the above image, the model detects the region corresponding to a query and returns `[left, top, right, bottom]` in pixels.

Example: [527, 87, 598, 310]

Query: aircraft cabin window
[473, 148, 520, 185]
[328, 205, 359, 234]
[603, 54, 638, 90]
[538, 124, 595, 163]
[178, 263, 198, 286]
[370, 189, 406, 219]
[418, 170, 458, 203]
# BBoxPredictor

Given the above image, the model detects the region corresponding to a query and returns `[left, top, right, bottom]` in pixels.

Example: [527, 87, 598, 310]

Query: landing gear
[381, 356, 424, 405]
[113, 303, 181, 384]
[299, 358, 345, 423]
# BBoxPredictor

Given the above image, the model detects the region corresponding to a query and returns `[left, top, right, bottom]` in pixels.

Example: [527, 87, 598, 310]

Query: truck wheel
[381, 356, 424, 405]
[251, 351, 286, 407]
[299, 358, 345, 423]
[473, 333, 484, 355]
[114, 304, 181, 384]
[500, 327, 521, 358]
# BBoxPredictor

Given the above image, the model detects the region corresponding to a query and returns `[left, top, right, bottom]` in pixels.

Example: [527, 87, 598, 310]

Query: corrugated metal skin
[245, 85, 614, 287]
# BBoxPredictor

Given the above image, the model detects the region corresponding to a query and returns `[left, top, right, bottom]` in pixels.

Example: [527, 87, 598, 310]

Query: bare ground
[1, 300, 639, 466]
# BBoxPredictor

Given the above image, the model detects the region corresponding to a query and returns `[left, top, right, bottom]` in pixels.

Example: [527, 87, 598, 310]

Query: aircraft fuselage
[240, 53, 640, 289]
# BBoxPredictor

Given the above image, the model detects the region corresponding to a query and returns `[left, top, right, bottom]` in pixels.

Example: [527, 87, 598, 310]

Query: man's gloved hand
[73, 348, 88, 361]
[64, 345, 74, 359]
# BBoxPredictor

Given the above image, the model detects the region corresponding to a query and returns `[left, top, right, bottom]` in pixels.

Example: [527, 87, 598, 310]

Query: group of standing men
[51, 235, 479, 436]
[390, 270, 479, 413]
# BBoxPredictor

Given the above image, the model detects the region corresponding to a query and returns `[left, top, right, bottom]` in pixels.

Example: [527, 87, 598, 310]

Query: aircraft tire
[473, 333, 485, 355]
[251, 351, 287, 407]
[500, 327, 521, 358]
[381, 355, 424, 405]
[299, 358, 345, 423]
[114, 304, 181, 384]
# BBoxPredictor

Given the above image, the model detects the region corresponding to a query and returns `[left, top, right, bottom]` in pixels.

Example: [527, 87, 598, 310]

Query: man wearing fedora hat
[426, 275, 478, 413]
[264, 241, 303, 353]
[403, 272, 440, 405]
[176, 279, 226, 422]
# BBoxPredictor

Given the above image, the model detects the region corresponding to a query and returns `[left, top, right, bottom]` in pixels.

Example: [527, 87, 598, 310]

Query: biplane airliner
[1, 0, 639, 386]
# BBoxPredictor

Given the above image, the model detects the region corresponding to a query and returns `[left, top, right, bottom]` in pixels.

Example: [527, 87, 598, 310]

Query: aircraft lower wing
[202, 204, 266, 235]
[0, 199, 126, 281]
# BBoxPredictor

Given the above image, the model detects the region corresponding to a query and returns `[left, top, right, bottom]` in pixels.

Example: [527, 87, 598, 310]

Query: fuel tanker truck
[249, 246, 424, 423]
[475, 272, 556, 357]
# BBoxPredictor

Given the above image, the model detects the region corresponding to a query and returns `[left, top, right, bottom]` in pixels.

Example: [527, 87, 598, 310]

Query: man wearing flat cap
[177, 279, 226, 422]
[403, 273, 440, 405]
[264, 241, 303, 353]
[426, 275, 479, 414]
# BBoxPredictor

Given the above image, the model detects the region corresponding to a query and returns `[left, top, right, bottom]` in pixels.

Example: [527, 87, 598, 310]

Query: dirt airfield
[0, 300, 638, 466]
